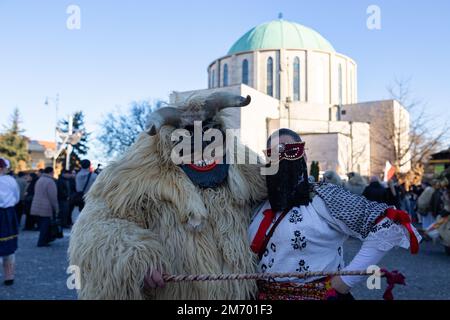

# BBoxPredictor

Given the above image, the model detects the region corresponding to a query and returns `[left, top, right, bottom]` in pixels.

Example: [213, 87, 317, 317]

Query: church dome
[228, 19, 335, 55]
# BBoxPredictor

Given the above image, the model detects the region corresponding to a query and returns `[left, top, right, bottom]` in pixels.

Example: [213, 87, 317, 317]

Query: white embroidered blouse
[248, 195, 421, 288]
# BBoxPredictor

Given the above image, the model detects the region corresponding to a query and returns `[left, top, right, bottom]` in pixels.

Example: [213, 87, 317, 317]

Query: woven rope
[163, 270, 379, 282]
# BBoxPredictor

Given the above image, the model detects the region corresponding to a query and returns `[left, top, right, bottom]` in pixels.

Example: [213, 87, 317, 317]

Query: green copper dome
[228, 19, 335, 55]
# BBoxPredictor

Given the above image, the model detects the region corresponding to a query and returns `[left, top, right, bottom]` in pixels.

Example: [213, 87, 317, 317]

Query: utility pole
[52, 114, 82, 172]
[45, 94, 60, 172]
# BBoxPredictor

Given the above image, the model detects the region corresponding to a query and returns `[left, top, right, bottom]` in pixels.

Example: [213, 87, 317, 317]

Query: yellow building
[28, 139, 55, 169]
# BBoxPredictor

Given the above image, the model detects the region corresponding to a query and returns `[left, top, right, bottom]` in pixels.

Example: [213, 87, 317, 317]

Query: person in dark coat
[386, 176, 402, 208]
[23, 173, 39, 230]
[430, 186, 444, 218]
[14, 172, 28, 227]
[57, 169, 76, 228]
[362, 176, 389, 204]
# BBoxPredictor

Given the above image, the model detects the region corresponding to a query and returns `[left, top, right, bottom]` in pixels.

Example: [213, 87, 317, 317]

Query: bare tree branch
[98, 100, 161, 158]
[386, 77, 449, 177]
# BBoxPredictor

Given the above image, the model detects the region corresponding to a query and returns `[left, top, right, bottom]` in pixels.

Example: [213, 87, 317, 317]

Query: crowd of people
[0, 157, 99, 286]
[321, 170, 450, 243]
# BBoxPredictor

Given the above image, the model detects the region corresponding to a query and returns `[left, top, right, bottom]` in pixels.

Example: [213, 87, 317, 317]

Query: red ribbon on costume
[381, 268, 406, 300]
[250, 209, 276, 255]
[375, 208, 419, 254]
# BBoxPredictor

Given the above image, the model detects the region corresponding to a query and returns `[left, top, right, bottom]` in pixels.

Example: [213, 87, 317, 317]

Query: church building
[171, 18, 411, 177]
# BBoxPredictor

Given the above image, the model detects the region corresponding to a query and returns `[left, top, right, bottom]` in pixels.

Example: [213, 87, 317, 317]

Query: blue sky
[1, 0, 449, 160]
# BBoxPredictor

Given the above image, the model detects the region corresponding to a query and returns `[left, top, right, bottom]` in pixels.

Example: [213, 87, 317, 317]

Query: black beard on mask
[266, 157, 311, 212]
[180, 162, 229, 189]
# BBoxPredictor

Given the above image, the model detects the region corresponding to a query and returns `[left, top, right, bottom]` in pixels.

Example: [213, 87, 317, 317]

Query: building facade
[28, 140, 55, 169]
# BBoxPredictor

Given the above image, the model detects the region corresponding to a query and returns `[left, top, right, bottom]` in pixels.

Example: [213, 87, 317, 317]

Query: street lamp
[44, 94, 60, 171]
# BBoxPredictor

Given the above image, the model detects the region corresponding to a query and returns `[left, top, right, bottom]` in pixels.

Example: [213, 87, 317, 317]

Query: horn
[145, 107, 181, 136]
[205, 92, 251, 113]
[239, 95, 251, 107]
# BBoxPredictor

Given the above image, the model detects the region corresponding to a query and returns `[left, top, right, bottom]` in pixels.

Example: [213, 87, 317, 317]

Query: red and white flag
[383, 161, 396, 182]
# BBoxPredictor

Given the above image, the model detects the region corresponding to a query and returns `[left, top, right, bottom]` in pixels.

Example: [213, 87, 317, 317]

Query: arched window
[223, 64, 229, 86]
[267, 57, 273, 96]
[212, 70, 215, 88]
[338, 64, 343, 105]
[293, 57, 300, 101]
[242, 59, 249, 85]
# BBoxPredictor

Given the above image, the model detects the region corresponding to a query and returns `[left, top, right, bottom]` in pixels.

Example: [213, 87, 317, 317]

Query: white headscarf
[0, 158, 19, 208]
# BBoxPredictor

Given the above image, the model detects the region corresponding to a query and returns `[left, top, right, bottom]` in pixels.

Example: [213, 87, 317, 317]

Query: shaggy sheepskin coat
[68, 125, 266, 300]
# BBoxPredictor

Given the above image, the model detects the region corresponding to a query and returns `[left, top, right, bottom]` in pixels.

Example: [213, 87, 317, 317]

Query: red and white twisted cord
[163, 270, 380, 282]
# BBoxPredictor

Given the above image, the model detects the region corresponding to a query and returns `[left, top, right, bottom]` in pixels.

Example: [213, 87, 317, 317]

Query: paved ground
[345, 237, 450, 300]
[1, 217, 449, 300]
[0, 228, 76, 300]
